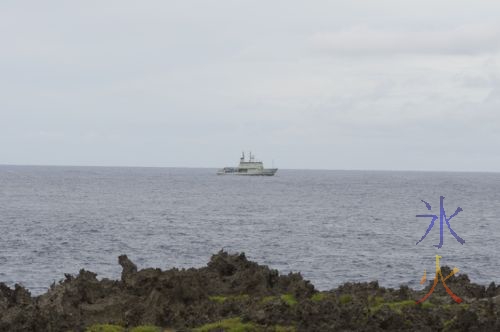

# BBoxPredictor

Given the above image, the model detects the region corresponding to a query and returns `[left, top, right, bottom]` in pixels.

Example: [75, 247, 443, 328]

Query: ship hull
[217, 168, 277, 176]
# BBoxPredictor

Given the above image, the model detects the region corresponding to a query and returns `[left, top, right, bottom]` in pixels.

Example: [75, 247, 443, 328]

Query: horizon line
[0, 163, 498, 174]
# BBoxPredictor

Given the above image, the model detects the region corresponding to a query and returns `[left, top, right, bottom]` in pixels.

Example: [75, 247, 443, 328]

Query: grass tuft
[193, 317, 256, 332]
[421, 301, 434, 309]
[209, 295, 227, 303]
[209, 294, 250, 303]
[261, 296, 276, 304]
[85, 324, 124, 332]
[368, 295, 384, 305]
[129, 326, 162, 332]
[311, 293, 327, 302]
[274, 325, 296, 332]
[280, 294, 298, 306]
[339, 294, 352, 304]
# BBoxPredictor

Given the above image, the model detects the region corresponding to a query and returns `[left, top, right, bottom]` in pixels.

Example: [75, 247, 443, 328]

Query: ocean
[1, 165, 499, 295]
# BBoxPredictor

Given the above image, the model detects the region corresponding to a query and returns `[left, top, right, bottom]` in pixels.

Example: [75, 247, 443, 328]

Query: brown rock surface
[0, 251, 499, 331]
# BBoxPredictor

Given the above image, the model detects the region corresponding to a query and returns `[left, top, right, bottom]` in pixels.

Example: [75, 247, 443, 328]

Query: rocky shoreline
[1, 251, 499, 331]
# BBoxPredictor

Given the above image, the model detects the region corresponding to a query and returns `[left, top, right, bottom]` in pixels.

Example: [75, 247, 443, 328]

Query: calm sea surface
[1, 166, 499, 295]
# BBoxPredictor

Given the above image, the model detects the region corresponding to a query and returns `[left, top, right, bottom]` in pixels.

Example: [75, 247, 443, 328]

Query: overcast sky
[1, 1, 499, 171]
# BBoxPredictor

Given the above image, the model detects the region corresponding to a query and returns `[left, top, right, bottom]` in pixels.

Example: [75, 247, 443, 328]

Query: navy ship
[217, 152, 277, 176]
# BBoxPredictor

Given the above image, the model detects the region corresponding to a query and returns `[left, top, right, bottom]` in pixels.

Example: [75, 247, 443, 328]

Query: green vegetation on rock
[129, 326, 162, 332]
[208, 295, 227, 303]
[193, 317, 256, 332]
[85, 324, 124, 332]
[209, 294, 250, 303]
[274, 325, 296, 332]
[368, 295, 384, 305]
[311, 293, 327, 302]
[421, 301, 435, 309]
[280, 294, 298, 306]
[261, 295, 276, 304]
[339, 294, 352, 304]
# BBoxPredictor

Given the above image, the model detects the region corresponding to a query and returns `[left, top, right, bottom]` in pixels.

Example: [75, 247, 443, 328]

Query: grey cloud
[312, 25, 500, 56]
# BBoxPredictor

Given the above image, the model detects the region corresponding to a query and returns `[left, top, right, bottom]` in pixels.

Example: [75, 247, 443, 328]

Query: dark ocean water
[1, 165, 499, 295]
